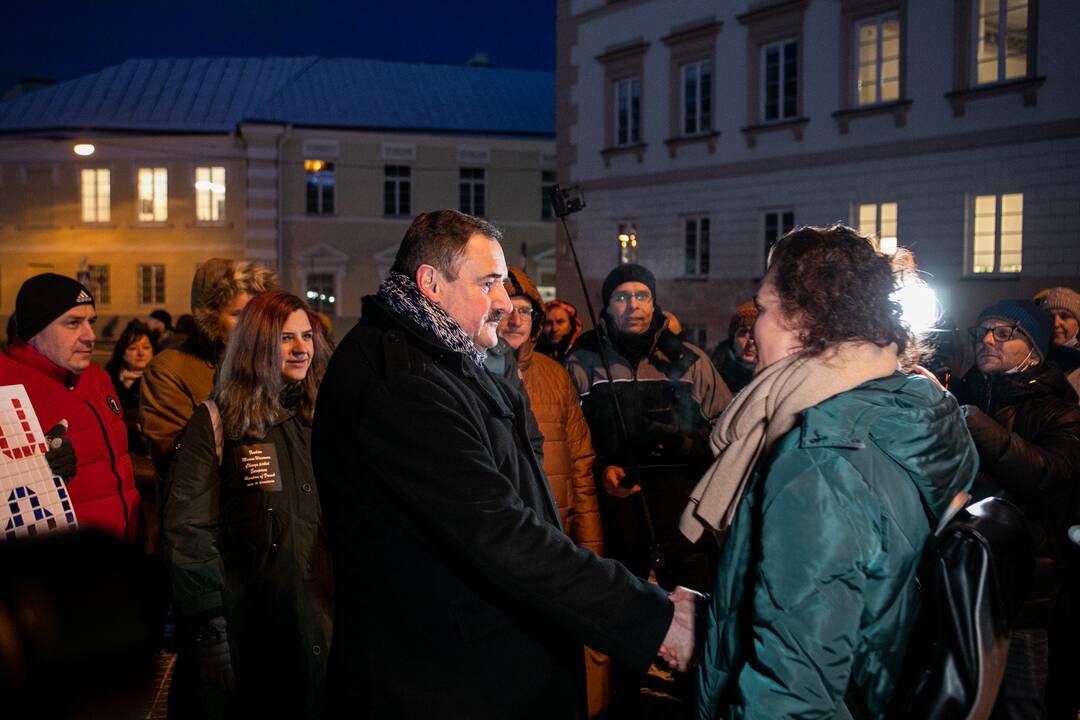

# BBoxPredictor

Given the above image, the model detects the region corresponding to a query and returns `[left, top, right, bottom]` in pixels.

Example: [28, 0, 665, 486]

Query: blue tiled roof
[0, 57, 555, 137]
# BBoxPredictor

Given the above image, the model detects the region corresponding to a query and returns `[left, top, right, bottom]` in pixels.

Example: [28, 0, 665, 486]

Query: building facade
[0, 57, 556, 335]
[557, 0, 1080, 350]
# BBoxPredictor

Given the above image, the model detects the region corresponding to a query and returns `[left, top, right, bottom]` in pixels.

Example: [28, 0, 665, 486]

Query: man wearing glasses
[565, 263, 730, 593]
[953, 299, 1080, 719]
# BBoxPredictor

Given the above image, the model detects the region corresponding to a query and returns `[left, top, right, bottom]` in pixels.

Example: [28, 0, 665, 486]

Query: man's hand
[195, 616, 235, 693]
[910, 365, 946, 392]
[658, 586, 704, 672]
[44, 420, 77, 482]
[602, 465, 638, 498]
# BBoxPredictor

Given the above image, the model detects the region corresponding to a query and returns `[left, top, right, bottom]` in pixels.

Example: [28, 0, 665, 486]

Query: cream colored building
[557, 0, 1080, 349]
[0, 57, 556, 336]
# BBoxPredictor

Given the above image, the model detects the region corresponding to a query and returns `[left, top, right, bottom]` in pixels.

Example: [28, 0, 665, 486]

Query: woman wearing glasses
[684, 225, 976, 718]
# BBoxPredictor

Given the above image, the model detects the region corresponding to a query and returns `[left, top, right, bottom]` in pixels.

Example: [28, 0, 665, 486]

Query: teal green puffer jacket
[695, 373, 977, 720]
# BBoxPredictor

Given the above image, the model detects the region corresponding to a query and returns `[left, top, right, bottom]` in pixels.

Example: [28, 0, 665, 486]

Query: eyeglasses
[509, 305, 535, 317]
[611, 291, 653, 304]
[968, 324, 1020, 343]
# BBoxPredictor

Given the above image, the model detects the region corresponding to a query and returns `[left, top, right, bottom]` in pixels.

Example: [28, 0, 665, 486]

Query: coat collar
[5, 338, 81, 389]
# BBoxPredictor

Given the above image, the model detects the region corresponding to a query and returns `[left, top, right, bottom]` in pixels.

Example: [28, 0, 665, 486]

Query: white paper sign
[0, 384, 78, 540]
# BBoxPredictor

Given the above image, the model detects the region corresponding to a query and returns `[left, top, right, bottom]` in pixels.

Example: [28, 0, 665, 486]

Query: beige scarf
[679, 342, 900, 542]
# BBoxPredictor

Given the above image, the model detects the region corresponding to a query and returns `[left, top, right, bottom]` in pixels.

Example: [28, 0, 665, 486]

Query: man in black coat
[312, 210, 697, 719]
[954, 299, 1080, 720]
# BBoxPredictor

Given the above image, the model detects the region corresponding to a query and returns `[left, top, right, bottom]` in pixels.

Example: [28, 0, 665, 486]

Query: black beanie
[601, 263, 657, 309]
[15, 273, 95, 341]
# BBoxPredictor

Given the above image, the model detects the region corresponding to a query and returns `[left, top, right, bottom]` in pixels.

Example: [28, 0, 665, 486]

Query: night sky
[0, 0, 555, 92]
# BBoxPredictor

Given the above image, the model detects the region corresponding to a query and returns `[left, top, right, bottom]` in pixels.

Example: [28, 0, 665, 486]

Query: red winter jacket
[0, 340, 138, 542]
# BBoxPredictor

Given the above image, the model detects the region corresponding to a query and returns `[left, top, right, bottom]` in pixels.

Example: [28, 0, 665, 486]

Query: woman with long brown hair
[162, 290, 334, 719]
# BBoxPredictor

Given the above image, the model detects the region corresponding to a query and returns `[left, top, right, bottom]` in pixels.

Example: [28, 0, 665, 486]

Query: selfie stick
[550, 185, 661, 567]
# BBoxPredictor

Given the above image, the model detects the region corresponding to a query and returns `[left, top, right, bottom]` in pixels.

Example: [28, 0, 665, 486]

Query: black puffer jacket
[954, 362, 1080, 626]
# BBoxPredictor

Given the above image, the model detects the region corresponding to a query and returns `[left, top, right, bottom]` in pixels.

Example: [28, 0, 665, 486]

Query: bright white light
[194, 180, 226, 193]
[893, 280, 940, 334]
[328, 296, 335, 304]
[306, 291, 317, 299]
[73, 143, 95, 156]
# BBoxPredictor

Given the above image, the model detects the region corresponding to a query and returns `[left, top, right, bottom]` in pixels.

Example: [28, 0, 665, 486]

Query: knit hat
[503, 267, 544, 339]
[15, 273, 95, 341]
[976, 299, 1053, 360]
[727, 300, 758, 340]
[601, 263, 657, 309]
[1035, 287, 1080, 321]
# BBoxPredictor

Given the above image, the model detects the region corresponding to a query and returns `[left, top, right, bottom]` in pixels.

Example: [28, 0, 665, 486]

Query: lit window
[615, 77, 641, 146]
[857, 202, 899, 255]
[305, 160, 335, 215]
[975, 0, 1028, 85]
[971, 193, 1023, 274]
[87, 264, 110, 305]
[683, 61, 712, 135]
[138, 264, 166, 305]
[137, 168, 168, 222]
[384, 165, 411, 217]
[685, 217, 710, 276]
[195, 166, 226, 222]
[80, 169, 110, 223]
[459, 168, 485, 217]
[855, 14, 900, 106]
[617, 222, 638, 264]
[305, 273, 337, 315]
[541, 170, 556, 220]
[764, 210, 795, 270]
[762, 40, 798, 122]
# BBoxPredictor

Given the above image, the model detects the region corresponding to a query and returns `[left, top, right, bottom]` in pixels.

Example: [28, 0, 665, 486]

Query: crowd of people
[2, 209, 1079, 720]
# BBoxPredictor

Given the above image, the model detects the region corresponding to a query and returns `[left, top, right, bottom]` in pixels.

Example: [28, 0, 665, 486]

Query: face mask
[1004, 346, 1036, 375]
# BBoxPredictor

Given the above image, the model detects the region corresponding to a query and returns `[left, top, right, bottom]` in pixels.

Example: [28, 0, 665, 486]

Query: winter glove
[194, 616, 235, 693]
[44, 421, 77, 482]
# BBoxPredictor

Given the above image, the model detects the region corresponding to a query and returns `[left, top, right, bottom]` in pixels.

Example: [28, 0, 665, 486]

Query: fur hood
[190, 258, 277, 346]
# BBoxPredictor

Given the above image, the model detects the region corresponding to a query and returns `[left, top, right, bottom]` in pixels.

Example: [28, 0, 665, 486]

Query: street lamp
[73, 143, 95, 156]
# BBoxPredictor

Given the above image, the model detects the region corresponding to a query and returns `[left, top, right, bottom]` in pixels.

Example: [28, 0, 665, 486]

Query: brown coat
[520, 345, 603, 555]
[140, 340, 215, 479]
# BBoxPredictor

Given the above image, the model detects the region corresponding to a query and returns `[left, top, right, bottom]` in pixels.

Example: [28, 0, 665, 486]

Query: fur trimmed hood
[190, 258, 277, 346]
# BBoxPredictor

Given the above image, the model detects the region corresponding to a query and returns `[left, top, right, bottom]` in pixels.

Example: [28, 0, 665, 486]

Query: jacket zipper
[83, 400, 130, 542]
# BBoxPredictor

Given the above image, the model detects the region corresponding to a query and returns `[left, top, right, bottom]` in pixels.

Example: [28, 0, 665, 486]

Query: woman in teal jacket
[680, 227, 977, 719]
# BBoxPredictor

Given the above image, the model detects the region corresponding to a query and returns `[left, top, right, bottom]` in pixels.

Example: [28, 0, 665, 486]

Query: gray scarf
[377, 271, 487, 367]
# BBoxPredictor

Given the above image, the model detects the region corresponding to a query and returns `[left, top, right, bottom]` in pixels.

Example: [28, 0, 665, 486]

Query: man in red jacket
[0, 273, 138, 542]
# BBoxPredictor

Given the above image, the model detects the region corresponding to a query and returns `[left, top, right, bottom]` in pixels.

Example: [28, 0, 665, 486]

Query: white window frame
[459, 168, 486, 217]
[854, 13, 901, 106]
[763, 209, 795, 271]
[615, 77, 641, 146]
[856, 202, 899, 255]
[684, 216, 710, 276]
[80, 168, 110, 223]
[305, 160, 336, 215]
[194, 165, 226, 223]
[137, 264, 166, 305]
[761, 39, 798, 123]
[682, 60, 712, 136]
[973, 0, 1029, 86]
[968, 192, 1023, 275]
[617, 222, 639, 265]
[383, 165, 411, 217]
[87, 264, 110, 306]
[137, 167, 168, 223]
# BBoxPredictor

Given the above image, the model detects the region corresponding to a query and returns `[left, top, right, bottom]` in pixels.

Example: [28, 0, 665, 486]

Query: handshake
[658, 586, 706, 673]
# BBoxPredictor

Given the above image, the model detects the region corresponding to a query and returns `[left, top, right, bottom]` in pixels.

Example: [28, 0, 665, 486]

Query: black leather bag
[883, 494, 1035, 720]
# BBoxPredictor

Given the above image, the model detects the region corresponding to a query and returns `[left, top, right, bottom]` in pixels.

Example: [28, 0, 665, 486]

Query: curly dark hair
[767, 224, 913, 361]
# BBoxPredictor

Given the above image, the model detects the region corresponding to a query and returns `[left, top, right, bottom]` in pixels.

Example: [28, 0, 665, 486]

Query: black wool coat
[312, 296, 672, 720]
